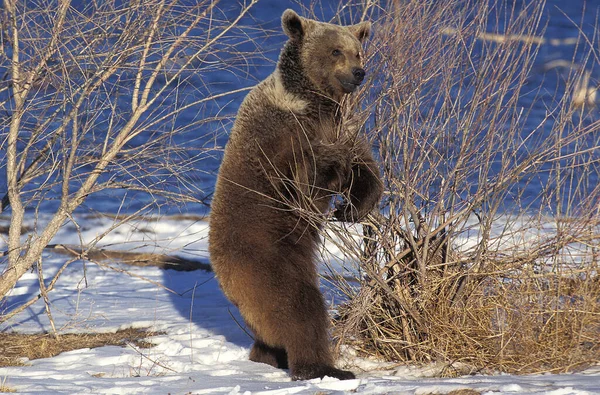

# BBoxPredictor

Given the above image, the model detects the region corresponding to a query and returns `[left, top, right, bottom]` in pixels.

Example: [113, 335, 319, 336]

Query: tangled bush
[328, 0, 600, 374]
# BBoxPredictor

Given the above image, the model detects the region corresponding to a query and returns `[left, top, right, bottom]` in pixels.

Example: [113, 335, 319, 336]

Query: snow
[1, 215, 599, 394]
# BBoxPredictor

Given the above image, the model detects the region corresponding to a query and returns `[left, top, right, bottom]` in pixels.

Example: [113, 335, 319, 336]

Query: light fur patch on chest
[262, 70, 308, 113]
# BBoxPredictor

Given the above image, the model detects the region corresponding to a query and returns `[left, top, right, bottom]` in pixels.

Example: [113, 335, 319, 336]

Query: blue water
[0, 0, 598, 217]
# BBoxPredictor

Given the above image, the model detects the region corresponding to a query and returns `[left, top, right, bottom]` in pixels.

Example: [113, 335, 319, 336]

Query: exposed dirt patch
[88, 213, 208, 222]
[0, 327, 159, 367]
[0, 225, 32, 235]
[48, 244, 212, 272]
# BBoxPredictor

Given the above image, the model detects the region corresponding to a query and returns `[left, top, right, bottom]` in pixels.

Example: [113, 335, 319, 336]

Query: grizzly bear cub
[209, 9, 383, 381]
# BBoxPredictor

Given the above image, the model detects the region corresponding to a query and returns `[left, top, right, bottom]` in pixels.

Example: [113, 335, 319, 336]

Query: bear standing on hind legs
[208, 9, 383, 381]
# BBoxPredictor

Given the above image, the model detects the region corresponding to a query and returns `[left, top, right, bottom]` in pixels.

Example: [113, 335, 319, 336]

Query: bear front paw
[334, 201, 364, 222]
[323, 156, 351, 192]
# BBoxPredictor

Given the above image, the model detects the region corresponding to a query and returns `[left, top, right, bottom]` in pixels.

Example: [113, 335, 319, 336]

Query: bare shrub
[329, 0, 600, 374]
[0, 0, 258, 322]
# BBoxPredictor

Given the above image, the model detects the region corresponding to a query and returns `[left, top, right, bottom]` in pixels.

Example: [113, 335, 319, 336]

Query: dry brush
[326, 0, 600, 374]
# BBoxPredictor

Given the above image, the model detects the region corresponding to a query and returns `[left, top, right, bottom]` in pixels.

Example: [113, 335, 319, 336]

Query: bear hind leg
[234, 265, 354, 381]
[281, 282, 355, 381]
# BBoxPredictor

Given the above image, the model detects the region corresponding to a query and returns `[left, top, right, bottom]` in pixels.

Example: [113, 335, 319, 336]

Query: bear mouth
[339, 80, 360, 93]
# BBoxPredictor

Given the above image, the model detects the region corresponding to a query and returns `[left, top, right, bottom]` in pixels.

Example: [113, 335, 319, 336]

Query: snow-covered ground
[1, 215, 599, 394]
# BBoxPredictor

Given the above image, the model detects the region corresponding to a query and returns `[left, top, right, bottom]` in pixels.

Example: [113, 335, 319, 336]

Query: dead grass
[0, 328, 159, 367]
[335, 241, 600, 374]
[0, 378, 15, 393]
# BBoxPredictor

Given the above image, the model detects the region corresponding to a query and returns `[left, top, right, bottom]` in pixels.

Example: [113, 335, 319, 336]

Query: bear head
[280, 9, 371, 101]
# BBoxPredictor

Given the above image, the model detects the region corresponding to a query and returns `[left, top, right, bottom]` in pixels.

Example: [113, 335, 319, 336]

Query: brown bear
[208, 9, 383, 381]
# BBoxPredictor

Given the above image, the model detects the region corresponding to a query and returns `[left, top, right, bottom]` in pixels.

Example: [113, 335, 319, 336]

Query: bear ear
[350, 21, 372, 43]
[282, 9, 309, 40]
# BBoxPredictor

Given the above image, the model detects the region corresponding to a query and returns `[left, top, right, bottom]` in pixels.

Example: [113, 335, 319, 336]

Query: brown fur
[208, 9, 383, 381]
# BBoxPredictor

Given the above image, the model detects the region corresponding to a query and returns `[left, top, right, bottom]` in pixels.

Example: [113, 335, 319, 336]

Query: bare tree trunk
[4, 0, 27, 297]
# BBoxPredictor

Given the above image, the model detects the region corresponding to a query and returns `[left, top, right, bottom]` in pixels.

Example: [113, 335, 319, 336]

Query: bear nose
[352, 68, 366, 83]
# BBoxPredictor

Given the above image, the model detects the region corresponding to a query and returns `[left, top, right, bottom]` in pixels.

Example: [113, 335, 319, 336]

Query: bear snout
[338, 68, 366, 94]
[352, 67, 365, 84]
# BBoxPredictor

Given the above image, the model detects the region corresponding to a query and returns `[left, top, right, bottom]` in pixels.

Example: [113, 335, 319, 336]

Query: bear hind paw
[291, 364, 355, 381]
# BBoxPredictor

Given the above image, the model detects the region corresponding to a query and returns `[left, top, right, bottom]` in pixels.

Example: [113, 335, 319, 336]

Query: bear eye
[356, 53, 361, 59]
[331, 49, 342, 56]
